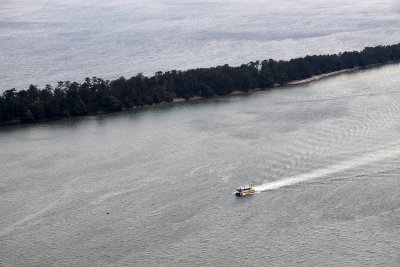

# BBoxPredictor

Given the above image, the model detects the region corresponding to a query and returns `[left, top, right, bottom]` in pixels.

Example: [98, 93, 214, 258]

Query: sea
[1, 0, 400, 91]
[1, 1, 400, 266]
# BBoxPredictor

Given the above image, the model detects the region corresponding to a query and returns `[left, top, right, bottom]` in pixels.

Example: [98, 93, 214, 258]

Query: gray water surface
[1, 0, 400, 91]
[1, 64, 400, 266]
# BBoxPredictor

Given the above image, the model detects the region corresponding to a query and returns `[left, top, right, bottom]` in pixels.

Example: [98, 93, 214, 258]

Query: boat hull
[235, 188, 256, 196]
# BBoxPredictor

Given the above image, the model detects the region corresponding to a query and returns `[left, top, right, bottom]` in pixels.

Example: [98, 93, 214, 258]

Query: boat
[235, 184, 256, 196]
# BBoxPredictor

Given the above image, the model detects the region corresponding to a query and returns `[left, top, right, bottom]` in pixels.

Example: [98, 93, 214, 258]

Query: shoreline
[1, 61, 398, 128]
[286, 68, 357, 85]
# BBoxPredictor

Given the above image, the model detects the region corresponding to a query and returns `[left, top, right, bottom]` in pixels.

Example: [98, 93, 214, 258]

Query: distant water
[1, 0, 400, 91]
[2, 63, 400, 266]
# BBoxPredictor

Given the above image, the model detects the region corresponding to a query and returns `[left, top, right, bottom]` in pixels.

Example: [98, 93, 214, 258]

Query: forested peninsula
[1, 43, 400, 125]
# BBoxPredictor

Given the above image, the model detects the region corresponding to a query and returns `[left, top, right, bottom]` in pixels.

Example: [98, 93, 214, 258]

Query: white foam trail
[255, 146, 400, 191]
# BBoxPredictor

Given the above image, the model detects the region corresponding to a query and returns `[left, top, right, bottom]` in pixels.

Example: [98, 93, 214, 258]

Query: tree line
[1, 43, 400, 124]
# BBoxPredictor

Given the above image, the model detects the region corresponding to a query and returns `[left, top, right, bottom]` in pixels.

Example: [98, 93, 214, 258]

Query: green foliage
[100, 96, 122, 111]
[199, 84, 214, 98]
[31, 100, 44, 119]
[2, 43, 400, 124]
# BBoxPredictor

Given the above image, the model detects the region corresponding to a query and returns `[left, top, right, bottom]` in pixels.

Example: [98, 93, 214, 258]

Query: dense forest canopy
[1, 43, 400, 124]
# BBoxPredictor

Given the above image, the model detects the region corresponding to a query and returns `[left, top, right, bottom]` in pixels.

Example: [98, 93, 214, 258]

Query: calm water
[1, 64, 400, 266]
[1, 0, 400, 91]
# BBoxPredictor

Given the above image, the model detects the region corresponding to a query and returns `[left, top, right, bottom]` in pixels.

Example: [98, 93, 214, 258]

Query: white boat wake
[254, 145, 400, 192]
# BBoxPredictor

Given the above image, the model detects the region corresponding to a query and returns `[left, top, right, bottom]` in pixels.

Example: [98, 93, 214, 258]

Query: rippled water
[1, 64, 400, 266]
[1, 0, 400, 91]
